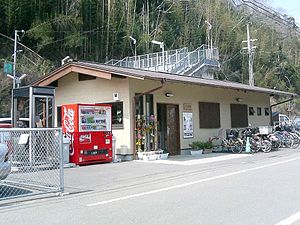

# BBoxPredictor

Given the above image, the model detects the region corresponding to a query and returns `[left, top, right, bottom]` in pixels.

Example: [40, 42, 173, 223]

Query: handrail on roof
[104, 44, 220, 75]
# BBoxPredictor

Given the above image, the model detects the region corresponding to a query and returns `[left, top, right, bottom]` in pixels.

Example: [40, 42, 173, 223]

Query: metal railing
[106, 47, 189, 71]
[105, 45, 219, 75]
[167, 44, 219, 74]
[0, 128, 64, 201]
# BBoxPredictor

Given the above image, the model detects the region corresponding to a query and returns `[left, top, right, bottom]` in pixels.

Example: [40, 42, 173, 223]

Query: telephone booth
[12, 86, 55, 128]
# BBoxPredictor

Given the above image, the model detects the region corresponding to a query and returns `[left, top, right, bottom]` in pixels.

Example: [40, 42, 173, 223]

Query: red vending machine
[62, 103, 112, 165]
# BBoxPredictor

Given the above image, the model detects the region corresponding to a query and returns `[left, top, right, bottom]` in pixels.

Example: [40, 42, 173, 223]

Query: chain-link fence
[0, 128, 64, 201]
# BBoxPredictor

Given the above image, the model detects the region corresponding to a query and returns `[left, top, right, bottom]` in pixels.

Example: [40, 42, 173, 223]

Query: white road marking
[88, 156, 300, 207]
[275, 211, 300, 225]
[137, 154, 250, 165]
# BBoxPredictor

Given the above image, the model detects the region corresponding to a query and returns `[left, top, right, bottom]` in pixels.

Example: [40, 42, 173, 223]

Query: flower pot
[202, 148, 213, 154]
[142, 154, 157, 161]
[159, 153, 169, 160]
[190, 150, 203, 156]
[137, 152, 144, 160]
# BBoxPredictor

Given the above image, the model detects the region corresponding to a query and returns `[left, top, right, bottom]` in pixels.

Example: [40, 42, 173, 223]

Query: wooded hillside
[0, 0, 299, 116]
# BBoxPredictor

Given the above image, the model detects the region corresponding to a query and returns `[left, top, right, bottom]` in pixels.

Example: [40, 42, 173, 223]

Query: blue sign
[4, 62, 13, 75]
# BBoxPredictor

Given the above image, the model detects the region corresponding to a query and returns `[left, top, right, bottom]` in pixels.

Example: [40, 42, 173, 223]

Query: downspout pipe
[131, 79, 166, 159]
[270, 97, 294, 107]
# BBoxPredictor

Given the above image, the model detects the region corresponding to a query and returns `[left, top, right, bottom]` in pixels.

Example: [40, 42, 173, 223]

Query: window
[146, 94, 154, 116]
[249, 107, 255, 116]
[265, 107, 270, 116]
[57, 106, 61, 127]
[110, 102, 123, 128]
[257, 107, 262, 116]
[135, 93, 154, 117]
[231, 104, 248, 128]
[199, 102, 220, 128]
[78, 73, 96, 81]
[135, 94, 144, 115]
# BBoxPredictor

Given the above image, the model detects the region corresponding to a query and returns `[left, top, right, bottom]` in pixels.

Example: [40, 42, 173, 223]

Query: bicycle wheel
[262, 140, 272, 153]
[290, 133, 300, 149]
[231, 141, 243, 153]
[250, 138, 258, 153]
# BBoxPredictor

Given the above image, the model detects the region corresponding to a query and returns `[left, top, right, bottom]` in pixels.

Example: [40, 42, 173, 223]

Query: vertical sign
[183, 112, 193, 138]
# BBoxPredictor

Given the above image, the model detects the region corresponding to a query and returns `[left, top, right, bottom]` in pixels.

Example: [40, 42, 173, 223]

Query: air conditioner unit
[113, 92, 120, 101]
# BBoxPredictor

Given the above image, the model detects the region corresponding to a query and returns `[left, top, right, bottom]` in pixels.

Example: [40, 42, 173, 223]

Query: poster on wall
[183, 112, 193, 138]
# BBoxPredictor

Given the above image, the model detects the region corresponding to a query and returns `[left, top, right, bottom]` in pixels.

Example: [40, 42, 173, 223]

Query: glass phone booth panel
[33, 96, 54, 128]
[12, 86, 55, 128]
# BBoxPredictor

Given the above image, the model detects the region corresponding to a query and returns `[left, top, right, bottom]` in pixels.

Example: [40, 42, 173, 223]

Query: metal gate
[0, 128, 64, 201]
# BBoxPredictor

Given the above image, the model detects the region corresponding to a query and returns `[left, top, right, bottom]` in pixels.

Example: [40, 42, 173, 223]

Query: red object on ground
[62, 103, 113, 165]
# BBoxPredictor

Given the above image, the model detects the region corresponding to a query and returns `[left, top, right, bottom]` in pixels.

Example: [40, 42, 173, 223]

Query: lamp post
[13, 30, 25, 89]
[205, 20, 212, 59]
[129, 36, 137, 67]
[11, 29, 25, 127]
[151, 40, 164, 70]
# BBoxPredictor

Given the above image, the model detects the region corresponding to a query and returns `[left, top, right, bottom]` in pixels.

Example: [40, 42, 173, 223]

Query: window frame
[257, 107, 262, 116]
[231, 104, 248, 128]
[198, 102, 220, 128]
[249, 107, 255, 116]
[109, 101, 124, 129]
[265, 107, 270, 116]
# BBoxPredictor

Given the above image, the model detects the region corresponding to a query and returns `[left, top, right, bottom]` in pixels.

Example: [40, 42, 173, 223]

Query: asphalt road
[1, 150, 300, 225]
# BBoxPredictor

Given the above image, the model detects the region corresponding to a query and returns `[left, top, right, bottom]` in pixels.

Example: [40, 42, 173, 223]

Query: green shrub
[189, 141, 213, 150]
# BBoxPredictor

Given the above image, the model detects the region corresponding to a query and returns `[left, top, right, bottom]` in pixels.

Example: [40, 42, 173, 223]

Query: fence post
[59, 128, 64, 192]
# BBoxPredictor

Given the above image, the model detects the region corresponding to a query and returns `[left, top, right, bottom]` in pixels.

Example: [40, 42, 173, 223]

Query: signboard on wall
[183, 103, 192, 111]
[183, 112, 193, 138]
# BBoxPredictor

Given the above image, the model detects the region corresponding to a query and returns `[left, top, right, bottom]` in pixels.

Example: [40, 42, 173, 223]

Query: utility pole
[241, 23, 257, 86]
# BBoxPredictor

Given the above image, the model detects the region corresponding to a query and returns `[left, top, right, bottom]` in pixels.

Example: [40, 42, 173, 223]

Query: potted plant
[200, 141, 213, 154]
[189, 141, 203, 156]
[189, 140, 213, 155]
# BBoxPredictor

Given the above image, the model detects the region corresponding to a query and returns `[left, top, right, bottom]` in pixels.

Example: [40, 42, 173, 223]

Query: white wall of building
[55, 72, 131, 152]
[129, 79, 271, 150]
[54, 73, 271, 155]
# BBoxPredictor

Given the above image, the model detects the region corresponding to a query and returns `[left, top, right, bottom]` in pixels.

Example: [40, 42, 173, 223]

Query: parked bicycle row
[209, 125, 300, 154]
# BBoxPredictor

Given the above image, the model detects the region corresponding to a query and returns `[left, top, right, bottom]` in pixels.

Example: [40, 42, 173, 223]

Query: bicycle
[209, 129, 243, 153]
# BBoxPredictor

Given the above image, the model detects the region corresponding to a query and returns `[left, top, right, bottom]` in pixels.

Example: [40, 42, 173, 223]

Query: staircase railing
[167, 44, 219, 74]
[105, 45, 219, 75]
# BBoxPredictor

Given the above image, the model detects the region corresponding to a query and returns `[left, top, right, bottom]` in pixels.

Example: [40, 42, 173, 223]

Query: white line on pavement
[275, 211, 300, 225]
[87, 156, 300, 207]
[137, 154, 251, 165]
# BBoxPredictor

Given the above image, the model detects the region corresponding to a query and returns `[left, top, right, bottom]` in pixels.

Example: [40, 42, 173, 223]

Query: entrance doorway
[157, 104, 180, 155]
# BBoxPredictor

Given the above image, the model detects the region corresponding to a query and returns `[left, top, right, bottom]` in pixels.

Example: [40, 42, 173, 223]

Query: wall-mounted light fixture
[165, 92, 174, 97]
[236, 98, 243, 102]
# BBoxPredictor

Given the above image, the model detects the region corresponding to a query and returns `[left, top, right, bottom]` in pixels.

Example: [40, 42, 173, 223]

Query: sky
[270, 0, 300, 25]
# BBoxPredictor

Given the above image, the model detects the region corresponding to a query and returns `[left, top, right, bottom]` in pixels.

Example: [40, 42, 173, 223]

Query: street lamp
[205, 20, 213, 59]
[10, 29, 25, 127]
[129, 36, 137, 67]
[151, 40, 165, 70]
[13, 30, 25, 89]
